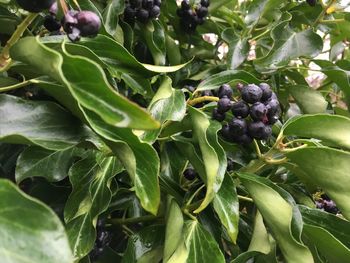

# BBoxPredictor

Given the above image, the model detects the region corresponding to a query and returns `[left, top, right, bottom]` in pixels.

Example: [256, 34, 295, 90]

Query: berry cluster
[212, 83, 280, 145]
[177, 0, 210, 33]
[15, 0, 101, 42]
[123, 0, 161, 24]
[316, 194, 339, 214]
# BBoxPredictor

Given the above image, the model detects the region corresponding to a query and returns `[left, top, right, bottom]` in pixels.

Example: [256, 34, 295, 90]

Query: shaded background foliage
[0, 0, 350, 262]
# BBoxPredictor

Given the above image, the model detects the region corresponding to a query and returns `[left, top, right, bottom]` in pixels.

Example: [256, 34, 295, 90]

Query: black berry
[306, 0, 317, 6]
[265, 98, 280, 115]
[184, 168, 197, 180]
[250, 102, 267, 121]
[149, 5, 161, 18]
[212, 108, 226, 122]
[44, 15, 61, 32]
[124, 6, 136, 22]
[234, 134, 253, 145]
[196, 6, 208, 18]
[259, 83, 273, 101]
[16, 0, 55, 12]
[220, 124, 231, 140]
[241, 84, 263, 104]
[181, 0, 191, 10]
[200, 0, 210, 7]
[130, 0, 142, 8]
[218, 84, 233, 99]
[136, 8, 150, 23]
[217, 97, 233, 113]
[142, 0, 154, 9]
[229, 118, 247, 136]
[231, 100, 249, 118]
[154, 0, 161, 6]
[248, 121, 272, 140]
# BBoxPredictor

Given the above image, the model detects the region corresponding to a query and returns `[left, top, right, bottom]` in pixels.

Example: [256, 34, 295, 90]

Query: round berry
[229, 118, 247, 136]
[149, 5, 161, 18]
[265, 99, 280, 115]
[220, 124, 231, 140]
[218, 84, 233, 99]
[184, 85, 195, 93]
[130, 0, 142, 8]
[196, 6, 208, 18]
[16, 0, 55, 12]
[142, 0, 154, 9]
[136, 8, 150, 23]
[259, 83, 273, 101]
[181, 0, 191, 10]
[184, 168, 197, 180]
[267, 113, 279, 125]
[250, 102, 267, 121]
[235, 134, 253, 145]
[124, 6, 136, 21]
[248, 121, 272, 140]
[212, 108, 226, 122]
[154, 0, 161, 7]
[217, 97, 233, 113]
[241, 84, 263, 104]
[316, 200, 324, 209]
[323, 200, 338, 214]
[201, 90, 213, 97]
[231, 100, 249, 118]
[76, 11, 101, 37]
[44, 15, 61, 32]
[200, 0, 210, 7]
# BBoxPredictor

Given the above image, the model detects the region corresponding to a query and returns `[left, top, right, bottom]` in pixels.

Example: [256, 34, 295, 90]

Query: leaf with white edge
[102, 0, 124, 37]
[288, 85, 328, 114]
[184, 220, 225, 263]
[283, 114, 350, 150]
[64, 153, 123, 260]
[0, 94, 93, 150]
[254, 21, 323, 73]
[238, 173, 313, 263]
[196, 70, 261, 91]
[15, 146, 80, 183]
[0, 179, 73, 263]
[188, 107, 226, 213]
[213, 175, 239, 243]
[142, 76, 186, 143]
[287, 147, 350, 220]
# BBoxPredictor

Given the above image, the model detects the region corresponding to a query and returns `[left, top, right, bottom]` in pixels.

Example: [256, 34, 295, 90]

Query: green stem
[238, 195, 254, 202]
[0, 79, 39, 93]
[187, 96, 219, 106]
[0, 13, 38, 71]
[319, 19, 345, 24]
[253, 139, 262, 158]
[312, 0, 337, 27]
[109, 215, 162, 225]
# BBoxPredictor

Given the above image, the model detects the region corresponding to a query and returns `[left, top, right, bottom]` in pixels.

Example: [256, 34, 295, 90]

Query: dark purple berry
[142, 0, 154, 9]
[241, 84, 263, 104]
[265, 99, 280, 115]
[220, 124, 231, 140]
[248, 121, 272, 140]
[259, 83, 273, 101]
[124, 6, 136, 21]
[130, 0, 142, 8]
[229, 118, 247, 136]
[184, 85, 195, 93]
[149, 5, 161, 18]
[202, 90, 213, 97]
[49, 1, 58, 15]
[306, 0, 317, 6]
[316, 200, 324, 209]
[217, 97, 233, 113]
[235, 134, 253, 145]
[197, 17, 205, 25]
[212, 108, 226, 122]
[267, 113, 279, 125]
[218, 84, 233, 99]
[250, 102, 267, 121]
[44, 15, 61, 32]
[184, 168, 197, 180]
[196, 6, 208, 18]
[200, 0, 210, 7]
[154, 0, 161, 6]
[136, 9, 150, 23]
[76, 11, 101, 37]
[181, 0, 191, 10]
[232, 100, 249, 118]
[16, 0, 55, 12]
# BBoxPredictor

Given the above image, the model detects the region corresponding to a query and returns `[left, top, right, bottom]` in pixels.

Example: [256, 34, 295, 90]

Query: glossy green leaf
[121, 73, 154, 97]
[254, 21, 323, 73]
[245, 0, 284, 26]
[213, 175, 239, 243]
[64, 153, 122, 260]
[288, 85, 328, 114]
[248, 211, 271, 254]
[283, 114, 350, 150]
[122, 225, 165, 263]
[184, 220, 225, 263]
[102, 0, 124, 37]
[15, 146, 80, 183]
[0, 179, 73, 263]
[188, 107, 226, 213]
[196, 70, 261, 91]
[81, 109, 161, 215]
[0, 94, 93, 150]
[238, 173, 313, 263]
[287, 147, 350, 220]
[231, 251, 265, 263]
[142, 76, 186, 143]
[10, 37, 160, 130]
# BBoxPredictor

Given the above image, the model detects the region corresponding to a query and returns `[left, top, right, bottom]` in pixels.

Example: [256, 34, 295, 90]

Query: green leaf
[0, 179, 73, 263]
[213, 175, 239, 243]
[10, 37, 160, 130]
[102, 0, 124, 37]
[238, 173, 313, 263]
[163, 196, 187, 262]
[254, 21, 323, 73]
[287, 147, 350, 220]
[64, 153, 122, 260]
[184, 220, 225, 263]
[142, 76, 186, 143]
[188, 107, 226, 213]
[245, 0, 285, 26]
[288, 85, 328, 114]
[15, 146, 80, 183]
[196, 70, 261, 91]
[121, 73, 154, 97]
[248, 211, 271, 254]
[0, 94, 93, 150]
[283, 114, 350, 150]
[122, 225, 165, 263]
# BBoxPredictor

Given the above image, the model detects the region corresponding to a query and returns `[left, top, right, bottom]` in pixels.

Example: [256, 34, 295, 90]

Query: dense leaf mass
[0, 0, 350, 262]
